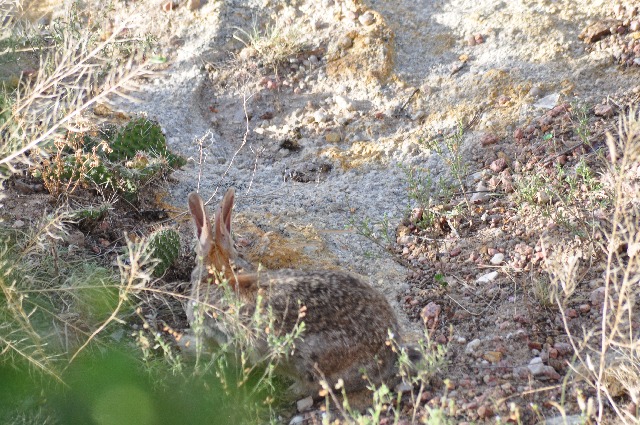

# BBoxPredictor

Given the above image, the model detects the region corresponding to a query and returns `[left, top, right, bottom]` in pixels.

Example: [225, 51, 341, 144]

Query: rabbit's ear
[188, 192, 212, 251]
[214, 187, 235, 253]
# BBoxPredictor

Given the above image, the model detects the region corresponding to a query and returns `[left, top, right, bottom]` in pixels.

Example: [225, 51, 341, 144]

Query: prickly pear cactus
[108, 118, 186, 168]
[147, 228, 181, 277]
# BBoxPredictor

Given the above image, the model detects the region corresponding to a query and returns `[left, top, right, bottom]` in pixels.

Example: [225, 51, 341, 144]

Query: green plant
[233, 18, 305, 73]
[41, 119, 185, 201]
[420, 121, 469, 208]
[147, 228, 181, 277]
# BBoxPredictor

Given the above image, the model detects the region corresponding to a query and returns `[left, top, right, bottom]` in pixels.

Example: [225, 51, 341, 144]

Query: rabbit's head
[188, 188, 240, 287]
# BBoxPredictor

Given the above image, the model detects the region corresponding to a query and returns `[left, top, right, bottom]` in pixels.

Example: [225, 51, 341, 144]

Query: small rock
[474, 33, 485, 44]
[337, 34, 353, 49]
[579, 304, 591, 313]
[358, 11, 375, 26]
[13, 219, 25, 228]
[594, 104, 614, 117]
[590, 287, 606, 306]
[289, 415, 304, 425]
[313, 110, 328, 123]
[325, 131, 341, 143]
[579, 19, 619, 43]
[536, 190, 551, 204]
[490, 157, 507, 172]
[477, 405, 493, 419]
[631, 20, 640, 32]
[471, 181, 489, 204]
[296, 396, 313, 412]
[483, 351, 503, 363]
[450, 247, 462, 257]
[187, 0, 201, 10]
[566, 308, 578, 318]
[334, 95, 354, 112]
[480, 133, 500, 146]
[554, 342, 572, 356]
[421, 302, 442, 323]
[534, 93, 560, 110]
[514, 128, 524, 140]
[490, 253, 505, 265]
[527, 357, 545, 375]
[161, 0, 177, 11]
[476, 271, 498, 283]
[465, 338, 482, 355]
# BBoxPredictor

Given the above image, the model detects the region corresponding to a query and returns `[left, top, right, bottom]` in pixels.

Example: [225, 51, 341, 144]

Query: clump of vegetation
[544, 108, 640, 423]
[41, 118, 185, 201]
[146, 228, 181, 277]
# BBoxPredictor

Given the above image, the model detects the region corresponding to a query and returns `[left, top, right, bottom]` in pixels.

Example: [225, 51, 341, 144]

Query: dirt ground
[7, 0, 640, 423]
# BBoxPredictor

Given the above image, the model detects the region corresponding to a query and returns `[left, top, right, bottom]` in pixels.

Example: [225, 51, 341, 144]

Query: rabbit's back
[255, 269, 399, 394]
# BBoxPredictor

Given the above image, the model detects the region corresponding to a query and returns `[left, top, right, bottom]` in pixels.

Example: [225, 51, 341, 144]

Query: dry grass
[544, 108, 640, 424]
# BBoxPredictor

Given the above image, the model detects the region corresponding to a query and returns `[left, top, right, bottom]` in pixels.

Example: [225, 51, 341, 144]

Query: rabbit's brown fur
[187, 188, 401, 397]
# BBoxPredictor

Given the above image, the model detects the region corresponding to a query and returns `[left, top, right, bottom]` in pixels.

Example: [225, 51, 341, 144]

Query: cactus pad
[147, 228, 181, 277]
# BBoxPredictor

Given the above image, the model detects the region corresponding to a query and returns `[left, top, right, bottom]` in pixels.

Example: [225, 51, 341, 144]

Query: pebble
[337, 34, 353, 49]
[296, 396, 313, 412]
[187, 0, 201, 10]
[554, 342, 572, 356]
[334, 95, 354, 111]
[465, 338, 482, 355]
[490, 158, 507, 172]
[536, 190, 551, 204]
[358, 11, 375, 26]
[490, 253, 505, 265]
[467, 35, 477, 46]
[471, 181, 489, 204]
[313, 110, 328, 123]
[579, 303, 591, 313]
[325, 131, 341, 143]
[476, 271, 498, 283]
[483, 351, 503, 363]
[480, 133, 499, 146]
[590, 286, 606, 306]
[594, 103, 614, 117]
[289, 415, 304, 425]
[421, 302, 442, 323]
[13, 219, 25, 228]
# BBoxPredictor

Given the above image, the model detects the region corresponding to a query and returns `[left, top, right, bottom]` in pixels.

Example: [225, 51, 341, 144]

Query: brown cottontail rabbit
[187, 188, 402, 397]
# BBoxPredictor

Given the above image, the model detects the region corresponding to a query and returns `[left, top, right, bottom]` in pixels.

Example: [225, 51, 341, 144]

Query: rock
[289, 415, 304, 425]
[465, 338, 482, 355]
[490, 253, 505, 265]
[313, 110, 328, 123]
[471, 181, 489, 204]
[325, 131, 341, 143]
[467, 35, 477, 46]
[554, 342, 572, 356]
[536, 190, 551, 204]
[527, 357, 545, 375]
[490, 157, 507, 172]
[590, 286, 606, 306]
[543, 415, 585, 425]
[358, 11, 375, 26]
[480, 133, 500, 146]
[421, 302, 442, 323]
[579, 303, 591, 313]
[13, 219, 25, 228]
[483, 351, 503, 363]
[594, 104, 614, 117]
[334, 95, 354, 111]
[476, 271, 498, 283]
[161, 1, 177, 11]
[534, 93, 560, 110]
[579, 19, 620, 43]
[337, 34, 353, 49]
[296, 396, 313, 412]
[477, 405, 493, 419]
[187, 0, 201, 10]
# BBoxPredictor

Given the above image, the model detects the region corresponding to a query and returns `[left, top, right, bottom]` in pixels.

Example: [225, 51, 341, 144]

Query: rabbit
[186, 187, 404, 397]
